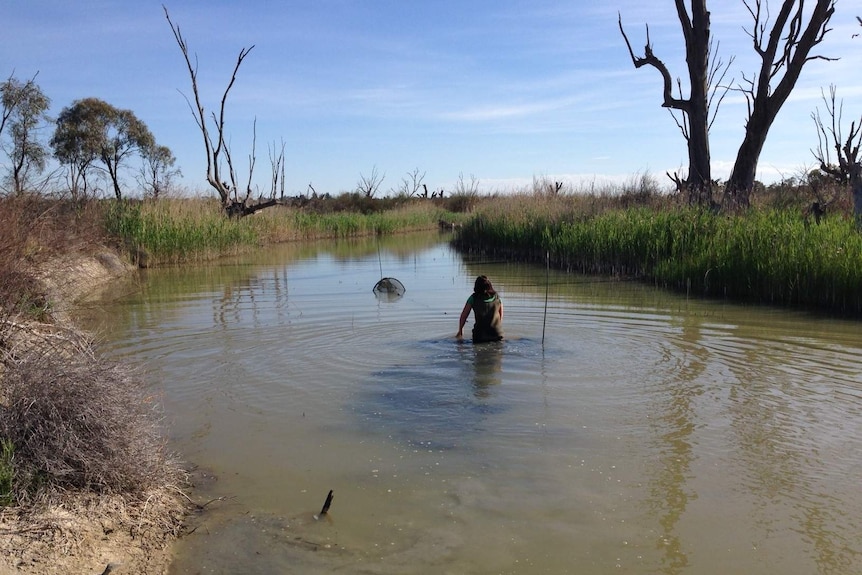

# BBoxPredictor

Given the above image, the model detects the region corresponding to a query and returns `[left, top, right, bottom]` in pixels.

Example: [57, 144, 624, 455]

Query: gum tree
[619, 2, 723, 205]
[724, 0, 836, 207]
[139, 143, 180, 200]
[165, 7, 285, 218]
[620, 1, 837, 209]
[0, 75, 51, 195]
[51, 98, 155, 200]
[812, 87, 862, 227]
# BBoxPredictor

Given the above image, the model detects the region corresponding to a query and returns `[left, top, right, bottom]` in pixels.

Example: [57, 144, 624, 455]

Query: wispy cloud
[438, 97, 576, 122]
[1, 0, 860, 193]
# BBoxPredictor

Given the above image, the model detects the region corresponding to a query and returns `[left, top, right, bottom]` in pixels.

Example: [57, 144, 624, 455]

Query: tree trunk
[723, 0, 836, 208]
[106, 160, 123, 200]
[852, 166, 862, 229]
[685, 1, 711, 192]
[724, 107, 773, 208]
[619, 1, 713, 205]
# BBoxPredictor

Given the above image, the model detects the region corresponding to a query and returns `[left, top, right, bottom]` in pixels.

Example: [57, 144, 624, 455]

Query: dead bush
[0, 195, 106, 322]
[0, 330, 181, 504]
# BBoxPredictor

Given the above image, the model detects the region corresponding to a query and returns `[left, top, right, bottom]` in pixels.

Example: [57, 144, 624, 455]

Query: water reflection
[213, 267, 292, 328]
[722, 317, 862, 573]
[356, 339, 507, 451]
[462, 340, 504, 398]
[643, 313, 708, 574]
[635, 306, 862, 575]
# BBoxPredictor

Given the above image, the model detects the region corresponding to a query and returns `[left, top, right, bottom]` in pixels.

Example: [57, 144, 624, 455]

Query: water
[80, 231, 862, 574]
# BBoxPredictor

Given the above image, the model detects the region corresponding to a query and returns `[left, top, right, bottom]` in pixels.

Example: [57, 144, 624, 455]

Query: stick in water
[319, 489, 334, 516]
[542, 251, 550, 346]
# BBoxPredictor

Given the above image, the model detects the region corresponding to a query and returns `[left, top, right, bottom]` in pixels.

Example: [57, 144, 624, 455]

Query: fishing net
[373, 277, 406, 300]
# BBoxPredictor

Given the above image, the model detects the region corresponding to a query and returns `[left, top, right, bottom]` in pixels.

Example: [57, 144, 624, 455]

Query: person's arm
[498, 299, 504, 321]
[456, 301, 471, 339]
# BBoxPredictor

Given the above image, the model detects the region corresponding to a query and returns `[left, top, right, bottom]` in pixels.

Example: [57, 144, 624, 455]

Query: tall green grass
[456, 200, 862, 314]
[102, 199, 259, 265]
[248, 202, 461, 241]
[101, 199, 462, 266]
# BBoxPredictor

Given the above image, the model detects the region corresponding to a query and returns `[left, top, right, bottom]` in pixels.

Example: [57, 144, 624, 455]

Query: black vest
[471, 295, 503, 343]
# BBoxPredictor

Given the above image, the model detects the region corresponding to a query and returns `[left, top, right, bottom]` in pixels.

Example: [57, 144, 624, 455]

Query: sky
[2, 1, 861, 197]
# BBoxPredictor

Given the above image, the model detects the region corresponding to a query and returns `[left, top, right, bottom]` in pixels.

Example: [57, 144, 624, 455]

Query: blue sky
[2, 1, 861, 196]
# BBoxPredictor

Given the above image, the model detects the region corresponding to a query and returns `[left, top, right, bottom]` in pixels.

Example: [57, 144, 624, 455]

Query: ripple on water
[352, 339, 511, 450]
[88, 238, 862, 575]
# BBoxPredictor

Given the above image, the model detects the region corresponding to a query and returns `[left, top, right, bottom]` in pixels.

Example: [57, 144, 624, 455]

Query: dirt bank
[0, 248, 188, 575]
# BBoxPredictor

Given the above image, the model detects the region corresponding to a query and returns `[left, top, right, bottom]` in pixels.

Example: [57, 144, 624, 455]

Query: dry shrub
[0, 329, 181, 504]
[0, 198, 35, 318]
[0, 195, 108, 321]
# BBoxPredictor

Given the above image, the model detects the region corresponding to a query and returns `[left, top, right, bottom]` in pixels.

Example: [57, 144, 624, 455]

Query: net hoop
[373, 277, 406, 299]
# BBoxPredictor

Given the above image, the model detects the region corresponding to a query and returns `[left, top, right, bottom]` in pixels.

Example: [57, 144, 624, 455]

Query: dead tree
[619, 2, 732, 206]
[812, 85, 862, 227]
[164, 7, 282, 217]
[398, 167, 426, 197]
[269, 139, 287, 201]
[723, 0, 836, 208]
[356, 166, 384, 198]
[454, 172, 479, 195]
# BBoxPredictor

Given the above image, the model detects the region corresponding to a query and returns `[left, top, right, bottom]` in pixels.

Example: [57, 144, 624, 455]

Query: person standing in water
[457, 275, 504, 343]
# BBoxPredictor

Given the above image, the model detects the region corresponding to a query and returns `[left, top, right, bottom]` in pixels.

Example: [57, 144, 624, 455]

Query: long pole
[542, 251, 549, 346]
[376, 231, 384, 279]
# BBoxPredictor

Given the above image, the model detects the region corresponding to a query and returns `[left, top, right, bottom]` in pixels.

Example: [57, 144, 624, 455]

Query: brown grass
[0, 328, 183, 504]
[0, 194, 188, 573]
[0, 195, 186, 505]
[0, 195, 108, 320]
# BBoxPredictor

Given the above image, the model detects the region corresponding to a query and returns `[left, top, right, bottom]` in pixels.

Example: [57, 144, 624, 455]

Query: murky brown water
[81, 231, 862, 574]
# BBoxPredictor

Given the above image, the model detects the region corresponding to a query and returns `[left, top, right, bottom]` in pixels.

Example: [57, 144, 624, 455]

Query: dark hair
[473, 275, 496, 298]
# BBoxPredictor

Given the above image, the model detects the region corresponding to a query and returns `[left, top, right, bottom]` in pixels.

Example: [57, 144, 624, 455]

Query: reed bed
[251, 202, 455, 241]
[101, 199, 459, 266]
[101, 199, 258, 266]
[456, 195, 862, 314]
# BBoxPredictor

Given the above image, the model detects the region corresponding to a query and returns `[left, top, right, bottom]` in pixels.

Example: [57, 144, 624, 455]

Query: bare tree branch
[356, 165, 384, 198]
[725, 0, 836, 206]
[618, 14, 688, 112]
[810, 85, 862, 226]
[268, 139, 286, 200]
[706, 40, 735, 131]
[243, 117, 258, 205]
[164, 5, 254, 212]
[618, 3, 714, 201]
[398, 167, 426, 197]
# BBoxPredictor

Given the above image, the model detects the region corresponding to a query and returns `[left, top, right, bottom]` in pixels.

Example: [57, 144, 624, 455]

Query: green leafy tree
[139, 144, 180, 199]
[50, 98, 101, 199]
[0, 75, 51, 195]
[51, 97, 154, 200]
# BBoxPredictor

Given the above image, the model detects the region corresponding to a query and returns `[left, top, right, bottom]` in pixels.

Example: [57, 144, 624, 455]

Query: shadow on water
[353, 339, 508, 451]
[170, 336, 543, 575]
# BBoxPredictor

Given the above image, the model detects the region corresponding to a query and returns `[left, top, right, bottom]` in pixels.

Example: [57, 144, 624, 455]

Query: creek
[81, 231, 862, 574]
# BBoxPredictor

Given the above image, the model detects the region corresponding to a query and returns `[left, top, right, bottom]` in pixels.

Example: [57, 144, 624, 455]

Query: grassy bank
[455, 194, 862, 314]
[102, 198, 464, 266]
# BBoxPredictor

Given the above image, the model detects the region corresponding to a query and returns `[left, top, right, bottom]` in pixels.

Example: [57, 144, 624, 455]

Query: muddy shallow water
[82, 232, 862, 574]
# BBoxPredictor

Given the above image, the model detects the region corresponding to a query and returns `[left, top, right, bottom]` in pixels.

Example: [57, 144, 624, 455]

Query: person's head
[473, 275, 496, 297]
